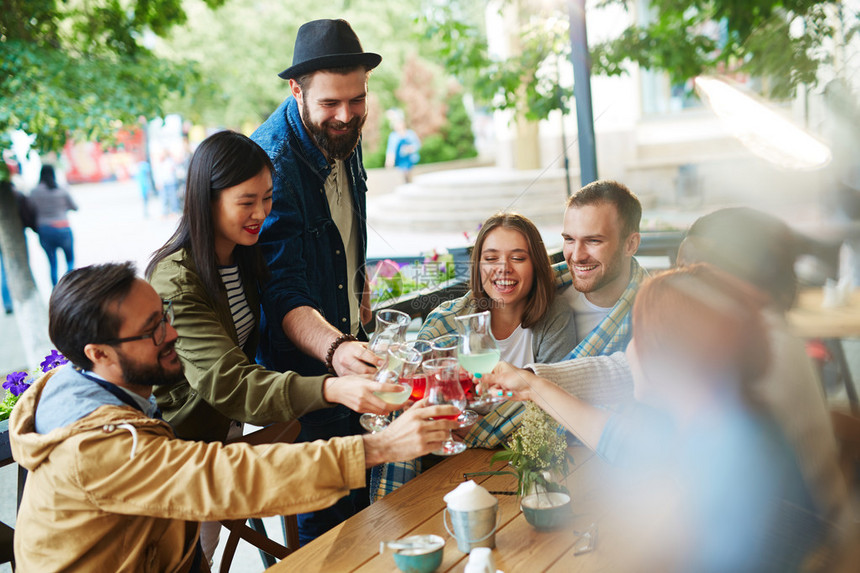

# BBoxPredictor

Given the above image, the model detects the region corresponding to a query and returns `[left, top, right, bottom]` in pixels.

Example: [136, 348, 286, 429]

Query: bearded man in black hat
[251, 19, 385, 544]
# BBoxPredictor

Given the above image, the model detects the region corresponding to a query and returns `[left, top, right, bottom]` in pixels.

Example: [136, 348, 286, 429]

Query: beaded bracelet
[324, 333, 358, 375]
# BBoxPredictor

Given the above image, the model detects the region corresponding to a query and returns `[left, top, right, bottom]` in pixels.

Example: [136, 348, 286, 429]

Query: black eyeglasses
[102, 300, 175, 346]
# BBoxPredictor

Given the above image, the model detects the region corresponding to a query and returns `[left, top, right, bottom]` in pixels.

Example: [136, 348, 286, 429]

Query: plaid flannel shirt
[370, 259, 647, 502]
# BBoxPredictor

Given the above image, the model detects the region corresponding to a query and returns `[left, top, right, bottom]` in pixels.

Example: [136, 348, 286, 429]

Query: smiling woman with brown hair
[370, 212, 578, 502]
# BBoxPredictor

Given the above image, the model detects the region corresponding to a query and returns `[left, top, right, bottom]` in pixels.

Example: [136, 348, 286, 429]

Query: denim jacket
[252, 96, 368, 376]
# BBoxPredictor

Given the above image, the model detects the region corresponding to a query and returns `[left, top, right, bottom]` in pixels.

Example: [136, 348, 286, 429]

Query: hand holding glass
[360, 345, 421, 433]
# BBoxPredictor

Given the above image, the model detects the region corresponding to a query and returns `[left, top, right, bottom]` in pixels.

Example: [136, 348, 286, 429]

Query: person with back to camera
[9, 261, 459, 571]
[371, 212, 577, 501]
[485, 264, 830, 572]
[486, 207, 850, 542]
[145, 130, 406, 559]
[30, 164, 77, 286]
[252, 18, 386, 542]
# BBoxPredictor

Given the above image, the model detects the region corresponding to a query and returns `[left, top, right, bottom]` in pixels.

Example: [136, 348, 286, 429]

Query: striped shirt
[218, 265, 254, 349]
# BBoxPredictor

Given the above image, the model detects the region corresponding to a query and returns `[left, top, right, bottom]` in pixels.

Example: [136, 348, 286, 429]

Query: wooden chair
[219, 420, 301, 572]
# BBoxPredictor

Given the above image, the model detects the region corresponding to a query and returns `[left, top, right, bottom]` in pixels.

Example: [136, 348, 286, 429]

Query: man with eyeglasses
[9, 262, 458, 571]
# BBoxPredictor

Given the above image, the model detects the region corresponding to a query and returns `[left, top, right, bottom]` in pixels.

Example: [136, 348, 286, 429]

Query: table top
[267, 446, 616, 572]
[787, 287, 860, 339]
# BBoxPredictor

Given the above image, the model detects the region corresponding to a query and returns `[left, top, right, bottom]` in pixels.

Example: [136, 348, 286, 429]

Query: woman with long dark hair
[147, 131, 400, 443]
[146, 130, 404, 560]
[30, 165, 77, 285]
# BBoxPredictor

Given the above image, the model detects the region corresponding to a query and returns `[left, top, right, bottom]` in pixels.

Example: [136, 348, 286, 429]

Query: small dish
[520, 492, 572, 531]
[390, 534, 445, 573]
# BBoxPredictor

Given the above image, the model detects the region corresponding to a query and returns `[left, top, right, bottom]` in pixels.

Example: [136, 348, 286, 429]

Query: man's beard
[118, 345, 184, 387]
[302, 98, 366, 160]
[570, 244, 625, 295]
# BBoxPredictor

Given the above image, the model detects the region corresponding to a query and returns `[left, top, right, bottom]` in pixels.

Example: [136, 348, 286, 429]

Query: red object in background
[62, 128, 146, 184]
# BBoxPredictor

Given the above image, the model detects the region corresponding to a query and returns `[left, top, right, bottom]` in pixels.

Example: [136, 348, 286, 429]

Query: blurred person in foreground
[495, 207, 849, 533]
[486, 264, 829, 571]
[9, 261, 458, 571]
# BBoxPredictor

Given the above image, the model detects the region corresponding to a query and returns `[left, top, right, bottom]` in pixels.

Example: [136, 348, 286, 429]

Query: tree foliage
[591, 0, 854, 98]
[420, 0, 573, 121]
[0, 0, 224, 155]
[421, 0, 858, 121]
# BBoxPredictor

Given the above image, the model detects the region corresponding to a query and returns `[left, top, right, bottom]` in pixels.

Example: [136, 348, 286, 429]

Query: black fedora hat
[278, 19, 381, 80]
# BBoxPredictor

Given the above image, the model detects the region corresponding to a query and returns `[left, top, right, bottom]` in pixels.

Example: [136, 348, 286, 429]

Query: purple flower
[40, 350, 68, 373]
[4, 372, 30, 397]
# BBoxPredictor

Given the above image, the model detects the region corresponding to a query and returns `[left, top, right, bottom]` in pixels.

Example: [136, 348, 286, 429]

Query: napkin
[443, 480, 497, 511]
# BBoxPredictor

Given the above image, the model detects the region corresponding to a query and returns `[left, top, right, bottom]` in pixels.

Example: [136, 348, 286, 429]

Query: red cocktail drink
[408, 375, 427, 401]
[458, 369, 476, 400]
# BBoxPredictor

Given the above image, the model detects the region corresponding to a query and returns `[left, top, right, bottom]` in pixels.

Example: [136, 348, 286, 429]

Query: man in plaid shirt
[464, 180, 645, 448]
[372, 180, 645, 501]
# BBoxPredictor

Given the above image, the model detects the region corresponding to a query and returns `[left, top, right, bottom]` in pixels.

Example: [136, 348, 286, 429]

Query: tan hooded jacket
[10, 369, 365, 572]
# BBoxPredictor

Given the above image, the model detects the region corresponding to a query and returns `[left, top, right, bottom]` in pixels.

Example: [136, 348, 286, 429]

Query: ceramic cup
[391, 535, 445, 573]
[520, 492, 572, 531]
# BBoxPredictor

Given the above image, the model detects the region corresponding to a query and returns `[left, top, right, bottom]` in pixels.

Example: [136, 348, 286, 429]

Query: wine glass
[430, 335, 479, 427]
[368, 309, 411, 356]
[422, 357, 468, 455]
[360, 344, 421, 433]
[406, 340, 433, 402]
[454, 311, 503, 407]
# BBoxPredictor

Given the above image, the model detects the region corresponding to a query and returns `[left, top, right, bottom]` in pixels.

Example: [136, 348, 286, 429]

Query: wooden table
[788, 288, 860, 410]
[266, 446, 617, 572]
[788, 288, 860, 340]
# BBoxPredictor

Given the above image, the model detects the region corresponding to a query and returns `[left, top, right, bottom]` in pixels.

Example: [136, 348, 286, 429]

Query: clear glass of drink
[359, 344, 421, 433]
[423, 357, 468, 455]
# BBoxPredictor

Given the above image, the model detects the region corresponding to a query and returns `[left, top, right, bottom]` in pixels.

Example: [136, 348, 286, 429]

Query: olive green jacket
[149, 249, 333, 442]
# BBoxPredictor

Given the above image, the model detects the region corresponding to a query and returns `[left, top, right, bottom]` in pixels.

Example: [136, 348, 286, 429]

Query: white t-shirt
[495, 324, 535, 367]
[562, 287, 612, 345]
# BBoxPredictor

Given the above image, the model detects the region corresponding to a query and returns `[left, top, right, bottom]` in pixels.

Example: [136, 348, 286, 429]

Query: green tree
[592, 0, 857, 99]
[420, 85, 478, 164]
[421, 0, 573, 122]
[0, 0, 222, 368]
[422, 0, 858, 120]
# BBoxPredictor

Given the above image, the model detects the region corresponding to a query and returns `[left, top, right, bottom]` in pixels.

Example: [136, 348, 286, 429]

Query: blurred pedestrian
[30, 165, 77, 286]
[0, 252, 10, 313]
[135, 159, 154, 218]
[385, 109, 421, 183]
[154, 150, 180, 216]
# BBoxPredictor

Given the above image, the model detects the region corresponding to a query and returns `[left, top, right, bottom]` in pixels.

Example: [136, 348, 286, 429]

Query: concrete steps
[367, 167, 571, 232]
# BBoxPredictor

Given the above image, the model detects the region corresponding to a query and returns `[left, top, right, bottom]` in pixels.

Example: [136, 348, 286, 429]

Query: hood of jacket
[11, 365, 170, 473]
